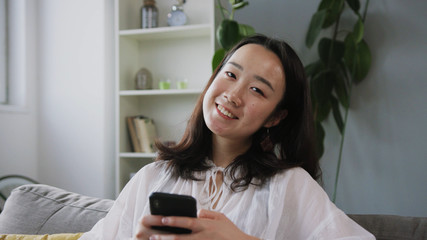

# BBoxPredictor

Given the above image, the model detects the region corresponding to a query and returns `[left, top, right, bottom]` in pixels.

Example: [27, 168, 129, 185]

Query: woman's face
[203, 44, 286, 143]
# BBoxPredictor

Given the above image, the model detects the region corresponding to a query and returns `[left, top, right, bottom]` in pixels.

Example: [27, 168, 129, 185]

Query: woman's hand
[136, 209, 258, 240]
[135, 214, 168, 240]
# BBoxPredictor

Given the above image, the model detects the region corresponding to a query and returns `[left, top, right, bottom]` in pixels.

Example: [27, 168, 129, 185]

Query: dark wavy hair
[155, 34, 320, 191]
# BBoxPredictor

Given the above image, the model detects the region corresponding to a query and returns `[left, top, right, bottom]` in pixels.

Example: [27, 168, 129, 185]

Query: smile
[217, 104, 238, 119]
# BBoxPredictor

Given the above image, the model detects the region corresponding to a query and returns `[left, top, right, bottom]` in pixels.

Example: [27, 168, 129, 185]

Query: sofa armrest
[0, 184, 114, 235]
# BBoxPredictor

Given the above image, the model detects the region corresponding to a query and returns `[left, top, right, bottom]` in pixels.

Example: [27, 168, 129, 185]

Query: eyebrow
[228, 61, 275, 92]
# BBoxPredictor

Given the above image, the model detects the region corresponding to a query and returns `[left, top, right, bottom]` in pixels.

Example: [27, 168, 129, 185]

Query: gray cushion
[349, 214, 427, 240]
[0, 184, 114, 234]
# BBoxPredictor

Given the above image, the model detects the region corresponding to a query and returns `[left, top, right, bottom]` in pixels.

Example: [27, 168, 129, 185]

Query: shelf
[119, 89, 202, 96]
[119, 24, 211, 41]
[115, 0, 215, 195]
[119, 152, 157, 158]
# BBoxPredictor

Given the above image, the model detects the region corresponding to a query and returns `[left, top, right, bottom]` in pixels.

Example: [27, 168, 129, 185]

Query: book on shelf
[126, 115, 158, 153]
[126, 116, 142, 152]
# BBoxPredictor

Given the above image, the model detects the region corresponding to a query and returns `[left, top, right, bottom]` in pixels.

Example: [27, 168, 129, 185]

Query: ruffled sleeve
[79, 161, 170, 240]
[264, 168, 375, 240]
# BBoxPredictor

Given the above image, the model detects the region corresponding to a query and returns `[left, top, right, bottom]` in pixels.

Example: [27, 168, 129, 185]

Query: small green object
[159, 81, 170, 90]
[177, 81, 187, 89]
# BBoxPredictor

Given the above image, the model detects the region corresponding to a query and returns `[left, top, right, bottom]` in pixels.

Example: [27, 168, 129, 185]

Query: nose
[224, 86, 243, 107]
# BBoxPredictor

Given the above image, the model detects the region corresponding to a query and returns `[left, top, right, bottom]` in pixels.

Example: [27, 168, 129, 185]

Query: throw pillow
[0, 233, 83, 240]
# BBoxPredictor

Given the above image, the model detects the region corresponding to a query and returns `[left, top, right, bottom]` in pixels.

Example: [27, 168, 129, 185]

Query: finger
[149, 233, 192, 240]
[135, 215, 166, 239]
[197, 209, 224, 220]
[142, 215, 165, 228]
[136, 227, 174, 239]
[161, 216, 199, 232]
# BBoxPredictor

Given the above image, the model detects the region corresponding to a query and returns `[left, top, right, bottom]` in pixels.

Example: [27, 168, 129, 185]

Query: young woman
[80, 35, 374, 240]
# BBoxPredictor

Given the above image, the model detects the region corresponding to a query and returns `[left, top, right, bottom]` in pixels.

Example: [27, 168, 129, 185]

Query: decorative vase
[135, 68, 153, 90]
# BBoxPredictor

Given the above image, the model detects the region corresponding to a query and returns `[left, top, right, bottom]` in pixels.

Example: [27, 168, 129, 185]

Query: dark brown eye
[226, 71, 236, 79]
[251, 87, 265, 96]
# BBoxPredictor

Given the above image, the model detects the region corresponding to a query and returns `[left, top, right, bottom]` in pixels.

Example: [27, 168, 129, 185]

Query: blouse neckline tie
[200, 166, 226, 210]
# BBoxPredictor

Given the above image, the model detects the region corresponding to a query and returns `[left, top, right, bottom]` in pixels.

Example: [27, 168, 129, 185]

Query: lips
[216, 104, 238, 119]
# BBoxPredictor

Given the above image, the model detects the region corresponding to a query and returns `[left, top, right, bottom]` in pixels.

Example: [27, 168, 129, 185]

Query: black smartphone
[149, 192, 197, 234]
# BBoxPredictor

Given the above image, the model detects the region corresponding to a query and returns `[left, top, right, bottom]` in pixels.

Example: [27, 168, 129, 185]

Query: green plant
[212, 0, 255, 71]
[305, 0, 372, 202]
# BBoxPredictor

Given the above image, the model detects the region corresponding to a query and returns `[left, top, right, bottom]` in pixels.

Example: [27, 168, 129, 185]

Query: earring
[261, 128, 274, 152]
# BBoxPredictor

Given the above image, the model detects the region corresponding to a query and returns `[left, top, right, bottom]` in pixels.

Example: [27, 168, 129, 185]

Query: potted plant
[211, 0, 255, 71]
[305, 0, 372, 202]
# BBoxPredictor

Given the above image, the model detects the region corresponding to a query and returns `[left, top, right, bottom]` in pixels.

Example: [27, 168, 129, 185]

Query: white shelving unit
[114, 0, 218, 195]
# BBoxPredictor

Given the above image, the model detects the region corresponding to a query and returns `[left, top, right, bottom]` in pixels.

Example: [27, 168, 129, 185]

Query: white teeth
[217, 105, 237, 119]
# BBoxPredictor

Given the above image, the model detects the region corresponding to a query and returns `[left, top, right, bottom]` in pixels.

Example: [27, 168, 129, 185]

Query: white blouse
[80, 161, 374, 240]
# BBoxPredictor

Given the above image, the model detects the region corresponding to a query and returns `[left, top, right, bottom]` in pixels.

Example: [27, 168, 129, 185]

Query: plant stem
[332, 8, 341, 42]
[330, 5, 344, 203]
[332, 82, 353, 203]
[216, 0, 226, 20]
[362, 0, 370, 22]
[230, 8, 236, 20]
[327, 5, 342, 69]
[332, 108, 348, 202]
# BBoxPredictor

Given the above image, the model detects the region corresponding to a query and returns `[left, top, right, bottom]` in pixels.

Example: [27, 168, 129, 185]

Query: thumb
[198, 209, 224, 220]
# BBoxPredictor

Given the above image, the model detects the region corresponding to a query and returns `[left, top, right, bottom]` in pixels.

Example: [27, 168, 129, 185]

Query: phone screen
[149, 192, 197, 234]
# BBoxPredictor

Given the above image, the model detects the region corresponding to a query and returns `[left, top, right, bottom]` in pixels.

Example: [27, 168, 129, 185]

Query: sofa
[0, 184, 426, 239]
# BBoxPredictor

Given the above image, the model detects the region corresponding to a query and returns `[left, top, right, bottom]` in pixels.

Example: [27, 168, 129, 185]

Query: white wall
[237, 0, 427, 217]
[0, 1, 38, 182]
[36, 0, 115, 199]
[1, 0, 114, 199]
